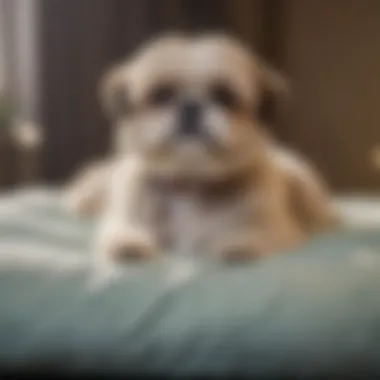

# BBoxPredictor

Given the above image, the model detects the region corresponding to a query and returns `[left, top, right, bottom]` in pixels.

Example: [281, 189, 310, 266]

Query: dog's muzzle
[170, 99, 224, 154]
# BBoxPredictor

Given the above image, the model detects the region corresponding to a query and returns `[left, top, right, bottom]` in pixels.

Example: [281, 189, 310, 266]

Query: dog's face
[101, 33, 288, 180]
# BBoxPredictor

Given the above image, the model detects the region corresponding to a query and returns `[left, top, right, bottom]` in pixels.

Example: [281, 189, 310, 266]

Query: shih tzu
[64, 33, 339, 262]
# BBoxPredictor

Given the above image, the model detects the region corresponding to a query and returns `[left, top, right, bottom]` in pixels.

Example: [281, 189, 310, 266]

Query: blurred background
[0, 0, 380, 192]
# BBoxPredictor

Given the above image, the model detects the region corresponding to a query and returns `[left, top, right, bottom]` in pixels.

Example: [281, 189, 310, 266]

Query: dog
[64, 32, 339, 262]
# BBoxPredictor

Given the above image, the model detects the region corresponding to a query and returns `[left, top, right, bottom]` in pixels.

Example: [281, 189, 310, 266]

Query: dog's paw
[212, 235, 268, 263]
[96, 223, 158, 262]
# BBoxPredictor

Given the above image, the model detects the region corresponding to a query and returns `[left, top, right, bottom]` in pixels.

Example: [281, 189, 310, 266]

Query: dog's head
[100, 33, 289, 181]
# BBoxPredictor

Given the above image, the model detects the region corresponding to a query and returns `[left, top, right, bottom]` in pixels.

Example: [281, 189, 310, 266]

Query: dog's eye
[147, 84, 177, 106]
[210, 83, 239, 110]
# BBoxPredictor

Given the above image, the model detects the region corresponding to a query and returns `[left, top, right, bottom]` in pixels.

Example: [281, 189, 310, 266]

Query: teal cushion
[0, 188, 380, 378]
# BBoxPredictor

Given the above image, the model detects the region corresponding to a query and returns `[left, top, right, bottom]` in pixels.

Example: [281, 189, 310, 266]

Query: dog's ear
[257, 62, 290, 126]
[98, 63, 130, 120]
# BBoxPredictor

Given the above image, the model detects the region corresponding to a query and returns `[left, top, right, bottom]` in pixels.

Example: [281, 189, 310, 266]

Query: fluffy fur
[64, 33, 339, 262]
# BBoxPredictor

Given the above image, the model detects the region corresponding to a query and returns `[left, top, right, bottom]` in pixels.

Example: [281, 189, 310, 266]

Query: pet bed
[0, 188, 380, 378]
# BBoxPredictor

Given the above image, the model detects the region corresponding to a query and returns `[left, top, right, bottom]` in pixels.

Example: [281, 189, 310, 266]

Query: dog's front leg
[95, 156, 159, 262]
[254, 172, 306, 255]
[213, 168, 305, 262]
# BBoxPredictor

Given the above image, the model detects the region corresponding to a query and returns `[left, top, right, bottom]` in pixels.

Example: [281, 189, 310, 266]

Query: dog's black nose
[178, 100, 202, 136]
